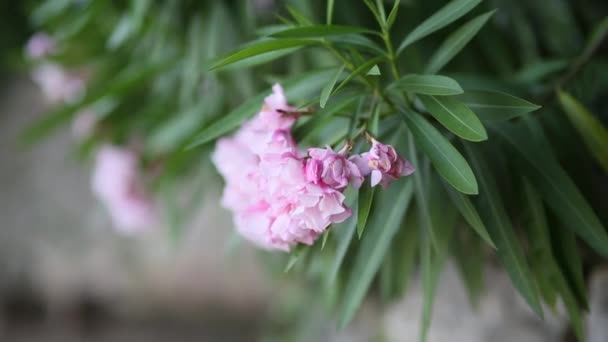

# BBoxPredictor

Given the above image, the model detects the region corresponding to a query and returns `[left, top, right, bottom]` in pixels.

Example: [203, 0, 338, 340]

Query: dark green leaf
[326, 0, 335, 24]
[386, 0, 401, 29]
[189, 69, 335, 148]
[209, 39, 317, 70]
[442, 181, 495, 248]
[495, 123, 608, 256]
[270, 25, 374, 38]
[334, 56, 384, 94]
[392, 74, 463, 95]
[558, 90, 608, 172]
[294, 94, 359, 141]
[453, 226, 484, 306]
[287, 6, 313, 25]
[456, 90, 540, 122]
[426, 10, 495, 74]
[418, 95, 487, 141]
[400, 110, 478, 194]
[357, 181, 376, 238]
[397, 0, 481, 54]
[464, 143, 543, 317]
[326, 195, 358, 287]
[338, 179, 414, 328]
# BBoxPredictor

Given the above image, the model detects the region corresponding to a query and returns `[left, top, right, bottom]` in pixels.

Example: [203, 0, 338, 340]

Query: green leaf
[426, 10, 495, 74]
[453, 226, 485, 307]
[188, 69, 335, 148]
[209, 39, 317, 70]
[334, 56, 384, 94]
[366, 65, 381, 76]
[456, 90, 541, 122]
[338, 179, 414, 328]
[522, 179, 586, 341]
[270, 25, 374, 38]
[400, 110, 478, 194]
[418, 95, 487, 141]
[386, 0, 401, 29]
[392, 74, 463, 95]
[321, 230, 330, 250]
[294, 94, 359, 142]
[558, 90, 608, 172]
[397, 0, 481, 54]
[442, 181, 495, 248]
[320, 64, 345, 108]
[330, 34, 385, 54]
[357, 181, 376, 238]
[464, 144, 543, 317]
[326, 0, 335, 24]
[390, 210, 419, 298]
[551, 222, 589, 310]
[287, 6, 313, 25]
[495, 123, 608, 257]
[369, 103, 381, 136]
[326, 195, 358, 287]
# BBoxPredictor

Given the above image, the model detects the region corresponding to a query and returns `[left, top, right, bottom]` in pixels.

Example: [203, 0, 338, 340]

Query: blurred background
[1, 0, 607, 341]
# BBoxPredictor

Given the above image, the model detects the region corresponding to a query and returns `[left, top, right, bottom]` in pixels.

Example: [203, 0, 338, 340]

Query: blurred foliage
[17, 0, 608, 340]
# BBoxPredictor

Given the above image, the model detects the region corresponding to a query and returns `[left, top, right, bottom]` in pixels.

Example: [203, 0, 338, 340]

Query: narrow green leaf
[426, 10, 495, 74]
[294, 94, 359, 141]
[464, 144, 543, 317]
[326, 0, 335, 24]
[400, 110, 478, 194]
[495, 123, 608, 256]
[357, 182, 375, 238]
[330, 34, 385, 54]
[558, 90, 608, 172]
[334, 56, 384, 94]
[522, 179, 586, 341]
[188, 69, 335, 148]
[326, 196, 358, 287]
[386, 0, 401, 29]
[287, 6, 313, 25]
[419, 95, 487, 141]
[375, 0, 387, 25]
[456, 90, 541, 122]
[209, 39, 317, 70]
[338, 179, 414, 328]
[320, 64, 345, 108]
[391, 210, 419, 298]
[551, 223, 589, 309]
[397, 0, 482, 54]
[271, 25, 374, 38]
[366, 65, 381, 76]
[369, 103, 381, 136]
[321, 230, 330, 250]
[284, 255, 300, 273]
[453, 226, 484, 306]
[442, 180, 495, 248]
[392, 74, 463, 95]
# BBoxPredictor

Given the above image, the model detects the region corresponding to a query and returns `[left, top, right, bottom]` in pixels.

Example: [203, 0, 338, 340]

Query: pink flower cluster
[92, 145, 158, 233]
[212, 85, 414, 252]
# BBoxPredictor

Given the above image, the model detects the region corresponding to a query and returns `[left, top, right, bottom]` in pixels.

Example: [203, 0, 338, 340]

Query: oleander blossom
[25, 32, 56, 60]
[31, 63, 85, 104]
[212, 84, 351, 251]
[305, 145, 364, 190]
[352, 136, 415, 188]
[91, 145, 157, 233]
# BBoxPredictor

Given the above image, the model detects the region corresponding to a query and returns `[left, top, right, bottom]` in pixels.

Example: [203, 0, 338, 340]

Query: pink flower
[305, 145, 363, 190]
[71, 109, 97, 139]
[91, 145, 157, 233]
[352, 137, 415, 188]
[31, 63, 85, 104]
[25, 32, 56, 60]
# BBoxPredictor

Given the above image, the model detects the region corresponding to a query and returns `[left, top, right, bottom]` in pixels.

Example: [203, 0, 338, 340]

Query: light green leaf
[287, 6, 313, 25]
[419, 95, 487, 141]
[400, 111, 478, 194]
[320, 65, 346, 108]
[464, 144, 543, 317]
[321, 230, 330, 250]
[496, 123, 608, 257]
[326, 0, 335, 24]
[366, 65, 381, 76]
[338, 179, 414, 328]
[442, 181, 495, 248]
[558, 90, 608, 172]
[357, 181, 376, 238]
[456, 90, 541, 122]
[392, 74, 463, 95]
[270, 25, 374, 38]
[397, 0, 481, 54]
[426, 10, 495, 74]
[209, 39, 317, 70]
[188, 69, 335, 148]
